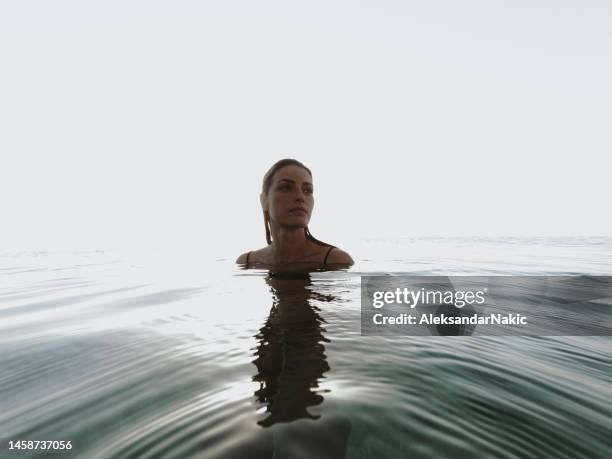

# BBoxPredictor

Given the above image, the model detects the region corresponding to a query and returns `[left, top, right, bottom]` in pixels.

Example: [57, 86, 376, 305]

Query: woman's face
[262, 165, 314, 228]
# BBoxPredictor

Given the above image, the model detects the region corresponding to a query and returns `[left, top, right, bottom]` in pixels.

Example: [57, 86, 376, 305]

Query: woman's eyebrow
[277, 179, 313, 186]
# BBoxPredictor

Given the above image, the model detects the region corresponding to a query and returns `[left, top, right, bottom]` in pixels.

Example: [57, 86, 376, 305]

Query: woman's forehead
[273, 165, 312, 183]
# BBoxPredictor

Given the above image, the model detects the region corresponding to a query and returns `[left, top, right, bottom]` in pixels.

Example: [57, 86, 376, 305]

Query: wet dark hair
[261, 158, 333, 248]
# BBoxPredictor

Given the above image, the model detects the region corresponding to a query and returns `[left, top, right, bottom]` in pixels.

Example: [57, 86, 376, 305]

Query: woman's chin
[280, 218, 309, 228]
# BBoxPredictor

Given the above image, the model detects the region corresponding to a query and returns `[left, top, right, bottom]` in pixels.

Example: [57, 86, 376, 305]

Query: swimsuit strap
[323, 246, 335, 265]
[246, 251, 252, 264]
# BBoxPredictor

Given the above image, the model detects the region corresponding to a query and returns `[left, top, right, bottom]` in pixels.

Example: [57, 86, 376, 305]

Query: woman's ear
[259, 192, 268, 212]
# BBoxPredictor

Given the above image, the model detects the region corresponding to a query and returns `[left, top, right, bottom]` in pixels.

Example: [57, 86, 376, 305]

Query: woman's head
[260, 159, 328, 246]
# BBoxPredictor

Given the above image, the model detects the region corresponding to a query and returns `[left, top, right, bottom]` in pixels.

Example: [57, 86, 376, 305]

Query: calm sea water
[1, 238, 611, 459]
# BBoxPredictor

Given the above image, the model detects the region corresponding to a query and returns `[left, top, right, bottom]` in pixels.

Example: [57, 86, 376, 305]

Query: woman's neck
[270, 226, 313, 261]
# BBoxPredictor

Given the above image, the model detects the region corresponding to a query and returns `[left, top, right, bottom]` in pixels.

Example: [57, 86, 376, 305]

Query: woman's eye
[277, 183, 312, 193]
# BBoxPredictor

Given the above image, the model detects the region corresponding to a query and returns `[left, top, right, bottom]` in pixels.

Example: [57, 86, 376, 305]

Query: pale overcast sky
[1, 1, 610, 252]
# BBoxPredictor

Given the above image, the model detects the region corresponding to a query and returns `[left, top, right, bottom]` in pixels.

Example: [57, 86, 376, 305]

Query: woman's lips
[289, 208, 308, 214]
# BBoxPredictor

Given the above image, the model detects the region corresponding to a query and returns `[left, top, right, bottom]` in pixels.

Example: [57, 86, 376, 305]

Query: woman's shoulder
[235, 252, 249, 264]
[235, 247, 269, 264]
[324, 246, 354, 265]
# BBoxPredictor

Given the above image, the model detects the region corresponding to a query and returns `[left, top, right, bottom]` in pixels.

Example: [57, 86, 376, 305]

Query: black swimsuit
[246, 246, 335, 266]
[322, 246, 335, 265]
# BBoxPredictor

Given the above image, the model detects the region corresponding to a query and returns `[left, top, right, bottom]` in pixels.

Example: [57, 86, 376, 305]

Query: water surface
[1, 238, 611, 458]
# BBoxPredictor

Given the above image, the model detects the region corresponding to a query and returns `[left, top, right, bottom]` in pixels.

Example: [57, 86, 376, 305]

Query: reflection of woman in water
[236, 159, 354, 268]
[249, 271, 352, 459]
[253, 272, 330, 426]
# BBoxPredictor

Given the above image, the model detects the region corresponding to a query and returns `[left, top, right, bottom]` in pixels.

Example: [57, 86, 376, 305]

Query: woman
[236, 159, 354, 267]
